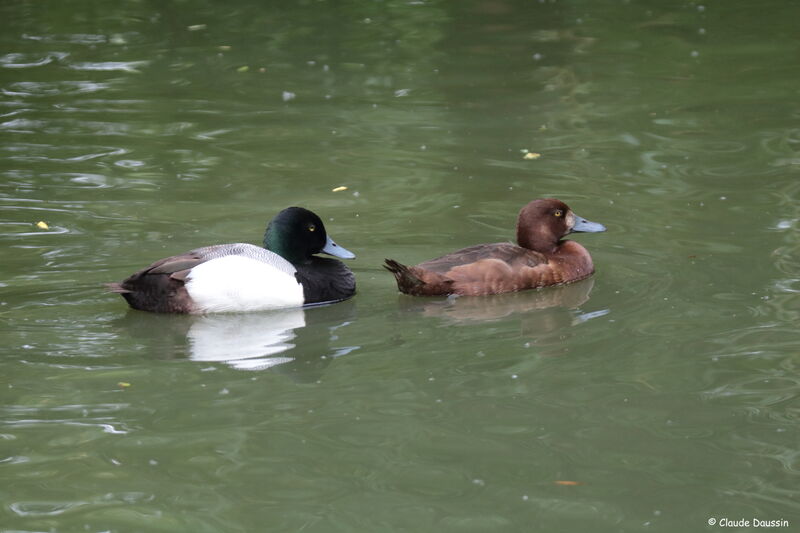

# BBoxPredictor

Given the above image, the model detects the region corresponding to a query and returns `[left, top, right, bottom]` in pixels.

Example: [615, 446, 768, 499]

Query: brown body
[384, 198, 605, 297]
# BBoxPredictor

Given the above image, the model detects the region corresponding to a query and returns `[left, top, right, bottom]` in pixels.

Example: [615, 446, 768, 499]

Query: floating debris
[35, 221, 49, 230]
[554, 480, 582, 486]
[332, 186, 348, 192]
[218, 45, 232, 52]
[523, 152, 541, 160]
[118, 382, 131, 388]
[236, 65, 250, 73]
[187, 24, 207, 31]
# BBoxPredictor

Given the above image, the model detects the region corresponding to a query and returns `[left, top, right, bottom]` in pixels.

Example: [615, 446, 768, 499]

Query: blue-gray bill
[571, 214, 606, 233]
[322, 236, 356, 259]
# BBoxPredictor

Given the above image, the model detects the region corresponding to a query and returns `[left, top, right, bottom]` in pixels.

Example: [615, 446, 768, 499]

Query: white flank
[185, 255, 304, 313]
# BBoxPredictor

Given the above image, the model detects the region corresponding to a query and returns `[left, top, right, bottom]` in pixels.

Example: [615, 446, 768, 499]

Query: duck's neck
[517, 229, 560, 255]
[264, 230, 304, 264]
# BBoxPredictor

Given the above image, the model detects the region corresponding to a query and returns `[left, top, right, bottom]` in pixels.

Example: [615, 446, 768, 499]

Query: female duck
[384, 198, 605, 296]
[110, 207, 355, 313]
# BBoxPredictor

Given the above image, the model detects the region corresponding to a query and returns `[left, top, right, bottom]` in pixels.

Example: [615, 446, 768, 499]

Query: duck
[384, 198, 605, 296]
[109, 207, 356, 314]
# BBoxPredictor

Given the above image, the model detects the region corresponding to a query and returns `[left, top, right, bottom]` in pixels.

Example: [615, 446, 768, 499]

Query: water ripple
[2, 80, 111, 97]
[68, 60, 149, 73]
[9, 491, 155, 518]
[22, 33, 110, 45]
[703, 374, 800, 407]
[9, 501, 85, 518]
[5, 420, 130, 435]
[5, 145, 128, 163]
[0, 51, 69, 69]
[0, 221, 70, 237]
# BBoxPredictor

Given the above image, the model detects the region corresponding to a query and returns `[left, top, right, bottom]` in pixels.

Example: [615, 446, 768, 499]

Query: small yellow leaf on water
[36, 221, 49, 230]
[332, 186, 348, 192]
[554, 480, 582, 486]
[118, 382, 131, 388]
[523, 152, 541, 160]
[237, 65, 250, 73]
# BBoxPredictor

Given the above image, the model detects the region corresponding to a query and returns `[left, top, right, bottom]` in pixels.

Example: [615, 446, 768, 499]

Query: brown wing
[417, 242, 546, 273]
[109, 251, 212, 313]
[144, 253, 208, 277]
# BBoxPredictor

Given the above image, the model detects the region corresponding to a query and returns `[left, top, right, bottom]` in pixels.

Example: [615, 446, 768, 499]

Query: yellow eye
[308, 224, 316, 232]
[554, 209, 563, 217]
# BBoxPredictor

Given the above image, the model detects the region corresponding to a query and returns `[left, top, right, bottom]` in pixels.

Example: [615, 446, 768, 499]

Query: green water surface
[1, 1, 799, 532]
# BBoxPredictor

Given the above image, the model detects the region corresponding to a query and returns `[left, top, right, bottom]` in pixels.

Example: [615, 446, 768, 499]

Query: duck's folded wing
[137, 243, 296, 281]
[187, 243, 297, 275]
[418, 242, 545, 272]
[140, 248, 226, 282]
[147, 255, 207, 277]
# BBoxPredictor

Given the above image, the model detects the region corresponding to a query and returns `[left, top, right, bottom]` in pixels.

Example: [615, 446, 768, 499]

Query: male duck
[384, 198, 605, 296]
[110, 207, 356, 314]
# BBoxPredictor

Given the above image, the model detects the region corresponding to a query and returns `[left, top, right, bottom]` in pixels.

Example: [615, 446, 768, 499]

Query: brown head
[516, 198, 606, 253]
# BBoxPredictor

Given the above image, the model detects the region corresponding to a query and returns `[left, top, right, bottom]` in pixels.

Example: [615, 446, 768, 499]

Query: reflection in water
[187, 310, 306, 370]
[115, 300, 358, 377]
[396, 279, 607, 358]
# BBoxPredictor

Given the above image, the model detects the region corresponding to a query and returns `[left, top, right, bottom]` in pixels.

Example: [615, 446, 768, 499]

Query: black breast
[294, 257, 356, 305]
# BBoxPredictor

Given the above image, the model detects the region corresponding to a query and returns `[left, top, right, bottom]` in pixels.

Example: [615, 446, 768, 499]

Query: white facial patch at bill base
[565, 211, 576, 232]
